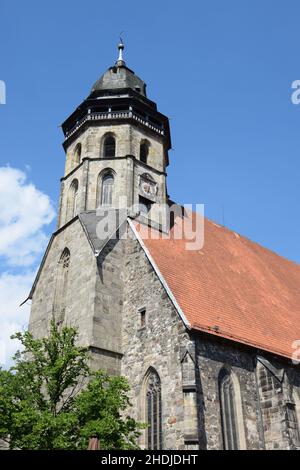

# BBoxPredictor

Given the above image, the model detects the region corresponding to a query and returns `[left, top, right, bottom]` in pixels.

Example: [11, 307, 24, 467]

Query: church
[27, 42, 300, 450]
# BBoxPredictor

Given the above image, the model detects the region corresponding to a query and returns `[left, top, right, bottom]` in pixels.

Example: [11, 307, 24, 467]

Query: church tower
[28, 43, 173, 378]
[27, 41, 300, 451]
[58, 41, 171, 230]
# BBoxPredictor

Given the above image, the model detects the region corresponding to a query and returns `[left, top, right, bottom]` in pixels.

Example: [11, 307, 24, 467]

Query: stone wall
[91, 236, 125, 375]
[29, 219, 122, 376]
[29, 219, 97, 346]
[256, 357, 300, 450]
[64, 123, 165, 176]
[194, 335, 262, 450]
[194, 334, 300, 450]
[28, 218, 300, 450]
[121, 227, 192, 450]
[113, 226, 300, 450]
[58, 123, 167, 229]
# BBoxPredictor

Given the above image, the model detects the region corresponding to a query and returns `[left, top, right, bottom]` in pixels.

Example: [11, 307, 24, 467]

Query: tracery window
[145, 369, 162, 450]
[219, 368, 239, 450]
[100, 173, 114, 206]
[53, 248, 70, 324]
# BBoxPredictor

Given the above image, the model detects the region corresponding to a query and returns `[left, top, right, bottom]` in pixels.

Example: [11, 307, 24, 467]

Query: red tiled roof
[132, 214, 300, 360]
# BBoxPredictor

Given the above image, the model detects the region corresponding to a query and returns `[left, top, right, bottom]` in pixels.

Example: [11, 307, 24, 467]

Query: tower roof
[90, 41, 147, 97]
[61, 40, 171, 153]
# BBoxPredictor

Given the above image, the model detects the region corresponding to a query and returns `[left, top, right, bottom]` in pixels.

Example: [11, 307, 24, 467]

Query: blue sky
[0, 1, 300, 364]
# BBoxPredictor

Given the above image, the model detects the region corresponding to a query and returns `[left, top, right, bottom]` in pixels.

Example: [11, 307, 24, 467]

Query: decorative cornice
[61, 155, 167, 181]
[64, 109, 164, 143]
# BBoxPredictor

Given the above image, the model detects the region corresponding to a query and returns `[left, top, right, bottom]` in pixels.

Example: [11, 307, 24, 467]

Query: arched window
[145, 369, 162, 450]
[100, 172, 114, 206]
[66, 179, 78, 222]
[181, 352, 196, 386]
[103, 135, 116, 158]
[140, 141, 149, 164]
[53, 248, 70, 324]
[219, 368, 243, 450]
[74, 143, 82, 166]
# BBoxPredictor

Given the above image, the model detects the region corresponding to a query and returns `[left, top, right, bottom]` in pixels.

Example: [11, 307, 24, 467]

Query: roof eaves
[191, 323, 292, 361]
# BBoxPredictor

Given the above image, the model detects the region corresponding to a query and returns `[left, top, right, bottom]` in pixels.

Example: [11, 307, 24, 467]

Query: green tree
[0, 321, 143, 449]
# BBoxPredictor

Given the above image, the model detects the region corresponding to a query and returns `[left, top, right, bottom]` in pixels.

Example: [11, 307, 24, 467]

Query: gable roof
[131, 214, 300, 360]
[24, 210, 125, 303]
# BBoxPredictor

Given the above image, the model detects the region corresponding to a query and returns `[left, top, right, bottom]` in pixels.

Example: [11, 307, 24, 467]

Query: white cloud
[0, 166, 55, 368]
[0, 166, 55, 267]
[0, 271, 34, 368]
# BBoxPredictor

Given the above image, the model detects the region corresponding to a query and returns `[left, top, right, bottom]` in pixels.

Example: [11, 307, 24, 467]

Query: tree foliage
[0, 321, 143, 449]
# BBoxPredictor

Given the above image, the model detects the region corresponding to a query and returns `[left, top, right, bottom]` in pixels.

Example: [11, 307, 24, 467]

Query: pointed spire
[116, 36, 125, 67]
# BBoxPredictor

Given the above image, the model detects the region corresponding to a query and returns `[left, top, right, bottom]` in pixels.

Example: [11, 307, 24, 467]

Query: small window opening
[139, 196, 151, 215]
[74, 143, 82, 166]
[104, 135, 116, 158]
[140, 309, 146, 328]
[140, 141, 149, 164]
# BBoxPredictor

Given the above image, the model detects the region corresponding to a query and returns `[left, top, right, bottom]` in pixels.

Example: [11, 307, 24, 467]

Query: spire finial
[116, 33, 125, 66]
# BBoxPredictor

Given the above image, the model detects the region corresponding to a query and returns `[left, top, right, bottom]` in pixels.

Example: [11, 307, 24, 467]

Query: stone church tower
[28, 43, 300, 450]
[58, 41, 171, 232]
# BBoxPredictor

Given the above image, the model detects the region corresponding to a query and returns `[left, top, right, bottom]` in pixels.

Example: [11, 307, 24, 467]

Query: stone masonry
[27, 44, 300, 450]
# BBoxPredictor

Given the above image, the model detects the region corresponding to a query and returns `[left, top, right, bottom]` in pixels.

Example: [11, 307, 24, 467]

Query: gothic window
[53, 248, 70, 324]
[219, 368, 239, 450]
[100, 173, 114, 206]
[103, 135, 116, 158]
[140, 141, 149, 164]
[74, 143, 82, 166]
[145, 369, 162, 450]
[182, 352, 196, 387]
[66, 179, 78, 222]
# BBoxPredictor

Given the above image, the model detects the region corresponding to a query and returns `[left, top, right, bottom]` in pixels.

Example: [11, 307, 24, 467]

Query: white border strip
[128, 218, 191, 329]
